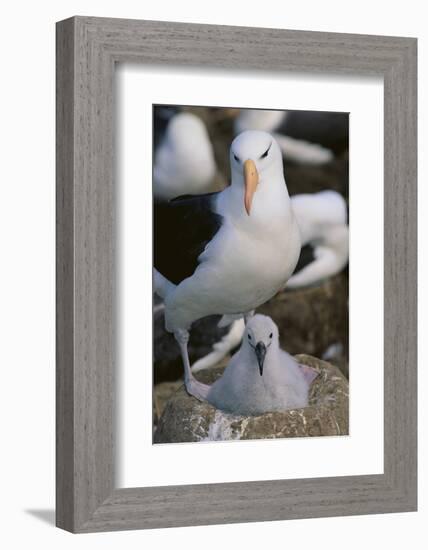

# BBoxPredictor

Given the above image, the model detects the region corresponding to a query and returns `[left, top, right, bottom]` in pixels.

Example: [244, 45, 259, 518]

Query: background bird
[154, 111, 217, 201]
[207, 315, 318, 414]
[234, 109, 334, 165]
[287, 190, 349, 288]
[154, 131, 301, 400]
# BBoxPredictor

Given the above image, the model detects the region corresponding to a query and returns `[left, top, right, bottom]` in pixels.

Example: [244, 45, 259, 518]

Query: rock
[153, 379, 182, 426]
[153, 358, 229, 429]
[154, 354, 349, 443]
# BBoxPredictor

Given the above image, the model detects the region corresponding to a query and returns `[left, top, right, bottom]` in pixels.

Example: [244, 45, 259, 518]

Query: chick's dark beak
[254, 342, 267, 376]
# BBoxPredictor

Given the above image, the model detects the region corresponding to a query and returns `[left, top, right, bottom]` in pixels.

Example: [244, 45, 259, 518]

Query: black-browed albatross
[154, 130, 301, 400]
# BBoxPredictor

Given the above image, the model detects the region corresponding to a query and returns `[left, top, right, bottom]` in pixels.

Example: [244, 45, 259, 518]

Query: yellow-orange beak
[243, 159, 259, 215]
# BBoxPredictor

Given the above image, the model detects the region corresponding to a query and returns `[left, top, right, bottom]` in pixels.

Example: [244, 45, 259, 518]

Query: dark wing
[154, 192, 223, 285]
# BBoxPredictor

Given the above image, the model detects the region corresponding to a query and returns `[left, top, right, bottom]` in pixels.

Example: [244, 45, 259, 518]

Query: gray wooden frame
[56, 16, 417, 533]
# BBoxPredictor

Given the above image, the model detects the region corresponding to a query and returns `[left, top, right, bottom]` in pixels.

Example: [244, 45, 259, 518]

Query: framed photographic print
[56, 16, 417, 532]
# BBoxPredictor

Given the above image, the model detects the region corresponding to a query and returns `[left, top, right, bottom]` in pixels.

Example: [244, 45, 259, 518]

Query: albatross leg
[174, 329, 210, 402]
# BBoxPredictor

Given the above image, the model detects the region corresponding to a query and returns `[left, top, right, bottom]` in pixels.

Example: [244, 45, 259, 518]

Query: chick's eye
[248, 334, 251, 340]
[269, 333, 273, 338]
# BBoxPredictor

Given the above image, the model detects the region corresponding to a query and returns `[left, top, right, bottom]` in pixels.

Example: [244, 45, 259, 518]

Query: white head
[166, 112, 209, 145]
[244, 314, 279, 376]
[155, 112, 216, 199]
[230, 131, 285, 215]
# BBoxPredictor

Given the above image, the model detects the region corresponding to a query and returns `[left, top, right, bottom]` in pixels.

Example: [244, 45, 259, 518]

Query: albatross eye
[260, 143, 272, 159]
[269, 333, 273, 338]
[233, 153, 240, 163]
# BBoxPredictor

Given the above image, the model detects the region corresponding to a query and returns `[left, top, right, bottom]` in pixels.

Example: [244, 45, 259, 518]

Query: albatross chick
[207, 315, 318, 415]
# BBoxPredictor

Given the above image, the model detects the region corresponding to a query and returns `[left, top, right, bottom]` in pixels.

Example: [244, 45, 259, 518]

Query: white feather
[207, 315, 313, 415]
[163, 131, 301, 333]
[287, 191, 349, 288]
[235, 109, 333, 165]
[154, 112, 217, 200]
[234, 109, 287, 134]
[191, 319, 245, 373]
[189, 191, 349, 372]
